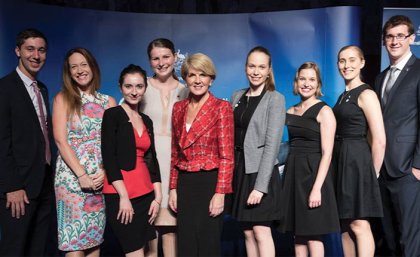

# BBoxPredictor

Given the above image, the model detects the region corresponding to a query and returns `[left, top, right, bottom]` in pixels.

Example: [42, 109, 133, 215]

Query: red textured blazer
[169, 92, 234, 194]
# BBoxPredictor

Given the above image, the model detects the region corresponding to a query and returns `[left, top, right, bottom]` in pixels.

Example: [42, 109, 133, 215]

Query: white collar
[16, 66, 36, 88]
[391, 51, 413, 71]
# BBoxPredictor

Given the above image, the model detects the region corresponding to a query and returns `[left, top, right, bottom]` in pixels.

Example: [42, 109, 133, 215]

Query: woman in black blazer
[101, 64, 162, 256]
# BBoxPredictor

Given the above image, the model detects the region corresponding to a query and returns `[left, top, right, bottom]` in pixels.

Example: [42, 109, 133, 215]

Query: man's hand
[412, 167, 420, 180]
[6, 189, 29, 218]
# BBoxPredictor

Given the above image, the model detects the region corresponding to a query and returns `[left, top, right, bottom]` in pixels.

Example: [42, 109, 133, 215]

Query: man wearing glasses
[375, 15, 420, 257]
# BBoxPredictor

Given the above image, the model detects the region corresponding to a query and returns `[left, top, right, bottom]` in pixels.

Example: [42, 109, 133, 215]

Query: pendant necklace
[339, 89, 351, 104]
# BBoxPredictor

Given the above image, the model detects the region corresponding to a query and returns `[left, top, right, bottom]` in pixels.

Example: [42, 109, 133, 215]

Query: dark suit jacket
[0, 70, 53, 199]
[101, 105, 161, 183]
[374, 55, 420, 177]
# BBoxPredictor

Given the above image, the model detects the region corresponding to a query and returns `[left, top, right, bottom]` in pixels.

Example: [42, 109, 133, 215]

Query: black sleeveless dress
[332, 84, 383, 219]
[279, 101, 340, 236]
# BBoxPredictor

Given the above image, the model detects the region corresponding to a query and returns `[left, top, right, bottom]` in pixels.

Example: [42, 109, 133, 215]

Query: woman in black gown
[332, 45, 386, 257]
[280, 62, 340, 257]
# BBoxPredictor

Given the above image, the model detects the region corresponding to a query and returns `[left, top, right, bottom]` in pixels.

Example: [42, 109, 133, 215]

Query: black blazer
[0, 70, 53, 198]
[101, 105, 161, 183]
[374, 55, 420, 177]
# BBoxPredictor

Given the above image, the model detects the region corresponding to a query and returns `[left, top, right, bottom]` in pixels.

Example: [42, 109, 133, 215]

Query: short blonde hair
[181, 53, 216, 81]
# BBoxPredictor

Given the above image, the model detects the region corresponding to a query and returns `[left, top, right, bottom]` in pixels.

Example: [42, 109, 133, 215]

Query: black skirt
[279, 151, 340, 236]
[104, 192, 156, 254]
[333, 139, 383, 219]
[177, 169, 224, 257]
[230, 150, 282, 222]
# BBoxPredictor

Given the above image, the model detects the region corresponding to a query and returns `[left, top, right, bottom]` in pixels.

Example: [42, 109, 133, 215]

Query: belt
[234, 146, 244, 151]
[335, 134, 366, 141]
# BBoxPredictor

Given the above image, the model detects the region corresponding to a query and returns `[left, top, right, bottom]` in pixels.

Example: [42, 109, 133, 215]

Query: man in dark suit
[374, 15, 420, 257]
[0, 28, 54, 256]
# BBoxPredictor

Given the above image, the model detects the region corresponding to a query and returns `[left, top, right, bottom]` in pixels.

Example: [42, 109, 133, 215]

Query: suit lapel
[246, 90, 269, 134]
[13, 72, 42, 132]
[182, 93, 218, 149]
[231, 89, 246, 109]
[384, 55, 417, 110]
[377, 68, 388, 97]
[173, 99, 188, 149]
[39, 84, 50, 114]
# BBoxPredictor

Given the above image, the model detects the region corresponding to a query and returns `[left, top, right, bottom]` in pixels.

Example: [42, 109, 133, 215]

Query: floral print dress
[55, 92, 110, 251]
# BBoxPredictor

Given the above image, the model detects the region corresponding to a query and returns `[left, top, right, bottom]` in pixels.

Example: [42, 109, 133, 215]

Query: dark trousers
[177, 170, 223, 257]
[378, 171, 420, 257]
[0, 170, 53, 256]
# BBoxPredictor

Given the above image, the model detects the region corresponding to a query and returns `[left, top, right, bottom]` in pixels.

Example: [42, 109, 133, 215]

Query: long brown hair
[62, 47, 101, 117]
[246, 46, 275, 91]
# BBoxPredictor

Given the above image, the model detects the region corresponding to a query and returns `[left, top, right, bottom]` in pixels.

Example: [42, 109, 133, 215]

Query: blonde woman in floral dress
[53, 47, 116, 257]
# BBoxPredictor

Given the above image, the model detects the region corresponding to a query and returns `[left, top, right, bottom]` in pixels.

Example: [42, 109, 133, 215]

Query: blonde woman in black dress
[332, 45, 386, 257]
[280, 62, 339, 257]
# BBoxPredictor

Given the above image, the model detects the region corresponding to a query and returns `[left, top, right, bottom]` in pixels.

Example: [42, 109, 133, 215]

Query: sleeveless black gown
[279, 101, 340, 236]
[332, 84, 383, 219]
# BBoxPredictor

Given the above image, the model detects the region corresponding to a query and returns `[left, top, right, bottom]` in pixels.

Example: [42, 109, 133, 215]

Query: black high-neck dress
[332, 84, 383, 219]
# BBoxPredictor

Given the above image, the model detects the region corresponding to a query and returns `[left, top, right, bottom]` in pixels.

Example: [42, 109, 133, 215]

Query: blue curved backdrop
[0, 1, 363, 256]
[0, 1, 360, 108]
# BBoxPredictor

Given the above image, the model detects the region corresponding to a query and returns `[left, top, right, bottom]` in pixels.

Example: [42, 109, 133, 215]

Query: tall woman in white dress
[139, 38, 188, 257]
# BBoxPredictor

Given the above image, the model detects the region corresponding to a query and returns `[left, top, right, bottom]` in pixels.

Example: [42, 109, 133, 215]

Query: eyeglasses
[384, 33, 413, 42]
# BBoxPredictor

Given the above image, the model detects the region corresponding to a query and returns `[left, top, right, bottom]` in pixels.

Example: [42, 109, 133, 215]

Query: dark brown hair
[16, 28, 48, 49]
[382, 15, 414, 40]
[147, 38, 178, 80]
[118, 64, 147, 88]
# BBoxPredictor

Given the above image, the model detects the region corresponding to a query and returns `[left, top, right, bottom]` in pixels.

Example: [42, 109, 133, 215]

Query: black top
[234, 89, 266, 148]
[333, 84, 370, 138]
[286, 102, 326, 153]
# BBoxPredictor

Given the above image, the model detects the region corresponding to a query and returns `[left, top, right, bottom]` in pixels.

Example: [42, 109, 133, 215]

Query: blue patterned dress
[55, 92, 110, 251]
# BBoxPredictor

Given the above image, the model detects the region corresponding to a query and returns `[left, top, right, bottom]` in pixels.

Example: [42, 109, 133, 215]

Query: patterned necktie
[32, 82, 51, 165]
[382, 67, 398, 105]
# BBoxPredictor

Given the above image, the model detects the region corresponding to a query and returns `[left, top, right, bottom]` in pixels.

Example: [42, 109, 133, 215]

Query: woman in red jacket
[168, 53, 234, 257]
